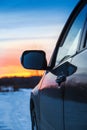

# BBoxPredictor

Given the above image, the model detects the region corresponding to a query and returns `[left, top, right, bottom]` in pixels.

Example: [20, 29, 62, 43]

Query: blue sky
[0, 0, 79, 41]
[0, 0, 79, 11]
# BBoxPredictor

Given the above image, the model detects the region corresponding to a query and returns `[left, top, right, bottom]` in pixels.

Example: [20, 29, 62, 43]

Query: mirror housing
[51, 62, 77, 77]
[21, 50, 47, 70]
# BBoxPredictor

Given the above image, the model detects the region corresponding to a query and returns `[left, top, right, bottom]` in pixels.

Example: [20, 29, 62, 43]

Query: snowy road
[0, 89, 32, 130]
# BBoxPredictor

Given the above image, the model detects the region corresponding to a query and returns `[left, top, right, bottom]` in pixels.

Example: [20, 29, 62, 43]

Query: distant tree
[0, 76, 42, 89]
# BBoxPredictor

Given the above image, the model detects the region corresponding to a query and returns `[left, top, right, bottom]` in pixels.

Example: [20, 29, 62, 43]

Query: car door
[39, 2, 87, 130]
[64, 5, 87, 130]
[55, 2, 87, 130]
[39, 1, 87, 130]
[39, 71, 64, 130]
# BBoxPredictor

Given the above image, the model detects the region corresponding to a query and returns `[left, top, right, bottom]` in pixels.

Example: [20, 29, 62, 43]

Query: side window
[80, 18, 87, 49]
[84, 25, 87, 48]
[55, 4, 87, 65]
[86, 31, 87, 47]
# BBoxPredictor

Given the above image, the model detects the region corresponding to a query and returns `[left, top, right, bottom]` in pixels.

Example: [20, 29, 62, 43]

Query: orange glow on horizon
[0, 38, 56, 78]
[0, 71, 44, 78]
[0, 65, 44, 78]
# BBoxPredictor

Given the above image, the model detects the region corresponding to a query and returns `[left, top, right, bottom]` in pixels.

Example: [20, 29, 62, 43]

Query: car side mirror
[21, 50, 47, 70]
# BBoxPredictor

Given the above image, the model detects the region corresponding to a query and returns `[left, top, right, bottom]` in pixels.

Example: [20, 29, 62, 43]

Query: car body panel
[64, 49, 87, 130]
[38, 58, 73, 129]
[39, 72, 64, 130]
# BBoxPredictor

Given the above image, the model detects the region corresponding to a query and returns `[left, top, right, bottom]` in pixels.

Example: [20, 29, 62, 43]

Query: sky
[0, 0, 79, 78]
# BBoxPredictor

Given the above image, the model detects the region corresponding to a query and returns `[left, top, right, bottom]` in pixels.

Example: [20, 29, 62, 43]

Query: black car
[21, 0, 87, 130]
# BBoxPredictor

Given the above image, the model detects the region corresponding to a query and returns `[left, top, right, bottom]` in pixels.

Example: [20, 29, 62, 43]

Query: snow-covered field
[0, 89, 32, 130]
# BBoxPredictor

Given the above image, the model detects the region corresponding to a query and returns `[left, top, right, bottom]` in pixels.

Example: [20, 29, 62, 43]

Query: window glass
[55, 5, 87, 65]
[83, 27, 87, 48]
[85, 29, 87, 48]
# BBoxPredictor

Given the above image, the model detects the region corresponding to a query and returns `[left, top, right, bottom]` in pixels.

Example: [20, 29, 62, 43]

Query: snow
[0, 89, 32, 130]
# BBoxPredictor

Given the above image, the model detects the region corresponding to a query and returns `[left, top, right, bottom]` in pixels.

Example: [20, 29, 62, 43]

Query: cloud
[0, 10, 65, 41]
[0, 10, 66, 28]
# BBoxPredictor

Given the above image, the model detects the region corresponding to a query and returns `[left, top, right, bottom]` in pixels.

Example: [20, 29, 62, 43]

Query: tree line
[0, 76, 41, 90]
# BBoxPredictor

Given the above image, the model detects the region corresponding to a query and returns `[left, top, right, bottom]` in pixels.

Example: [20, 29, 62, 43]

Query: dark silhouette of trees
[0, 76, 41, 91]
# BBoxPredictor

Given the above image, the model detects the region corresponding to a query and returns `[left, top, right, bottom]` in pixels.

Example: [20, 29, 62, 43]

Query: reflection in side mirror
[51, 62, 77, 77]
[21, 50, 47, 70]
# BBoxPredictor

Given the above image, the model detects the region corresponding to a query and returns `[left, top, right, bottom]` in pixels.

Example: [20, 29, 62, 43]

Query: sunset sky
[0, 0, 79, 78]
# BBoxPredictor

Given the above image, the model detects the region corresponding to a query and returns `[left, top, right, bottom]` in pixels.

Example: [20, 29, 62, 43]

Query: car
[21, 0, 87, 130]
